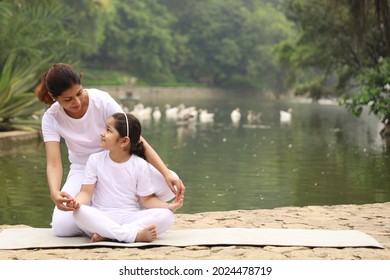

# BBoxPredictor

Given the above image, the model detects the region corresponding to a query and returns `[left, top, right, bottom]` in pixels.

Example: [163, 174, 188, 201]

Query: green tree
[343, 57, 390, 136]
[339, 0, 390, 136]
[168, 0, 295, 90]
[0, 0, 106, 131]
[91, 0, 180, 83]
[274, 0, 364, 99]
[275, 0, 390, 115]
[0, 0, 85, 64]
[60, 0, 118, 56]
[274, 0, 390, 135]
[0, 53, 48, 131]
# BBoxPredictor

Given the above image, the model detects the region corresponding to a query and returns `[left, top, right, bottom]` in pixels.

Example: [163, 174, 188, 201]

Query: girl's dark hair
[35, 63, 82, 105]
[112, 113, 146, 159]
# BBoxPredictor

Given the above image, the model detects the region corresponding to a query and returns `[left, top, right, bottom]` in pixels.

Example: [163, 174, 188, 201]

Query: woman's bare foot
[135, 224, 157, 242]
[91, 233, 109, 243]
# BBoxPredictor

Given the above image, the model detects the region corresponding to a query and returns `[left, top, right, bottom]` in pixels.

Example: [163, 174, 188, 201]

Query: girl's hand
[51, 191, 75, 211]
[65, 200, 80, 211]
[165, 174, 186, 197]
[168, 193, 184, 212]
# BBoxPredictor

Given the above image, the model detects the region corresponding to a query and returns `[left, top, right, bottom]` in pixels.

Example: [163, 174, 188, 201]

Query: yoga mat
[0, 227, 383, 250]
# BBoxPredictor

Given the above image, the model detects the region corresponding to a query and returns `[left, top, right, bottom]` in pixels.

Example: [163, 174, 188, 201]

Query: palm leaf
[0, 53, 50, 131]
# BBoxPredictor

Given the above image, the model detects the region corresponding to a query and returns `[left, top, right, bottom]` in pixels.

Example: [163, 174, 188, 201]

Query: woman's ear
[48, 92, 56, 101]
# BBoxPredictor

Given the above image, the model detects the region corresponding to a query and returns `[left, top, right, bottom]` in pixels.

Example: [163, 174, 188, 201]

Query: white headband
[123, 113, 129, 137]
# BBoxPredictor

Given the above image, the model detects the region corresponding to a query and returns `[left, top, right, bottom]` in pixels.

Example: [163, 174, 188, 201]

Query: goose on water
[280, 108, 292, 123]
[230, 107, 241, 124]
[152, 106, 162, 121]
[199, 109, 214, 123]
[247, 110, 262, 124]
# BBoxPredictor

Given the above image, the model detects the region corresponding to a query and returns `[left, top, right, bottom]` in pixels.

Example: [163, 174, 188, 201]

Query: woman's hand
[165, 173, 186, 197]
[65, 200, 80, 211]
[51, 191, 76, 211]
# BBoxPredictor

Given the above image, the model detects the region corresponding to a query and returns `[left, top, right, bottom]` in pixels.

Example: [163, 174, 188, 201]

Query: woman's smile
[69, 104, 82, 111]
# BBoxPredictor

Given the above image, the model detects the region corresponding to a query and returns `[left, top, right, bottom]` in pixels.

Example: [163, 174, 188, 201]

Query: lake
[1, 92, 389, 227]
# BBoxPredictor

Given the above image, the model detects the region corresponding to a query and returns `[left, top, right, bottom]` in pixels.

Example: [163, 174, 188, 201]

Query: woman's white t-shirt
[41, 89, 123, 165]
[83, 150, 155, 211]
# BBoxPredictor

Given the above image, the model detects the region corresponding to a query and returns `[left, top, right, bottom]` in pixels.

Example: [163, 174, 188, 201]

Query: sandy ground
[0, 202, 389, 260]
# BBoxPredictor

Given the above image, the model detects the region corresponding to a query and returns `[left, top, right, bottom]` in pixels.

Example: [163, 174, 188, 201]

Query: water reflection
[1, 95, 389, 227]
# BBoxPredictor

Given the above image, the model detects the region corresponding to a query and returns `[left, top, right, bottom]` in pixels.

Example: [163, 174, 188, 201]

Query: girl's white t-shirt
[41, 89, 123, 165]
[83, 150, 154, 211]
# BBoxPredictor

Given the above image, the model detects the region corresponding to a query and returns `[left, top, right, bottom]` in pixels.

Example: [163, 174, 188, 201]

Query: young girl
[36, 63, 185, 237]
[66, 113, 184, 243]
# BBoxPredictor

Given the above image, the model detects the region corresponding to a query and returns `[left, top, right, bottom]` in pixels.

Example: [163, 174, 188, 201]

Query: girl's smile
[100, 117, 121, 149]
[101, 117, 131, 163]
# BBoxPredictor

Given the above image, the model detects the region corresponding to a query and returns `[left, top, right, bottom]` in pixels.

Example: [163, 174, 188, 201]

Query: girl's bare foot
[91, 233, 109, 243]
[135, 224, 157, 242]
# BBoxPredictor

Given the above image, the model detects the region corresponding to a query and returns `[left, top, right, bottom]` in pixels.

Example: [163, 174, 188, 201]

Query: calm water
[1, 93, 389, 227]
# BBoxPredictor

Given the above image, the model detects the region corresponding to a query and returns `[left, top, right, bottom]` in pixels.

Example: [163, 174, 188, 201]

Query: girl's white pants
[51, 163, 177, 237]
[73, 205, 174, 243]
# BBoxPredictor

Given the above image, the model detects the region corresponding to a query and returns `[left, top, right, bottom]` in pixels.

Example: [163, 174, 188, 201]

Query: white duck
[280, 108, 293, 124]
[131, 103, 152, 120]
[199, 109, 214, 123]
[247, 110, 261, 124]
[178, 104, 198, 121]
[152, 106, 162, 121]
[165, 104, 179, 120]
[230, 107, 241, 124]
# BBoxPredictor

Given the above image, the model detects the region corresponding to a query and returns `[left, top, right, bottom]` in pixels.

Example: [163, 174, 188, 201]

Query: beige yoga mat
[0, 227, 383, 250]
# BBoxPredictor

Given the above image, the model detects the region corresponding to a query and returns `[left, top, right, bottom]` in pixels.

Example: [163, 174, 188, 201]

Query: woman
[36, 63, 185, 236]
[66, 113, 184, 243]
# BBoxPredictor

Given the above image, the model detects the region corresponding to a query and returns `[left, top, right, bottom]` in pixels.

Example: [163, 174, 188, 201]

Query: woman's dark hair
[112, 112, 146, 159]
[36, 63, 82, 105]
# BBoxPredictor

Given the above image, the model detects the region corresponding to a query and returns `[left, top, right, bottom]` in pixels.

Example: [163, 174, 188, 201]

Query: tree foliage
[274, 0, 365, 99]
[0, 0, 86, 64]
[1, 0, 296, 88]
[61, 0, 118, 55]
[5, 0, 390, 133]
[0, 0, 103, 131]
[0, 53, 48, 131]
[339, 0, 390, 125]
[343, 57, 390, 121]
[80, 0, 296, 88]
[274, 0, 390, 123]
[163, 0, 295, 90]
